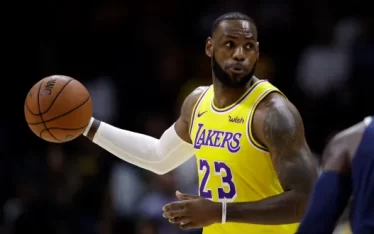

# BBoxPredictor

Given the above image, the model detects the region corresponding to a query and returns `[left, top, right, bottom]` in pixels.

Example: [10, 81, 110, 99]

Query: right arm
[83, 87, 206, 175]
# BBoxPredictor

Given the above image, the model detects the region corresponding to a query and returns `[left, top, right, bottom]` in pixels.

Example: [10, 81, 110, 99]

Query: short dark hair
[211, 12, 257, 35]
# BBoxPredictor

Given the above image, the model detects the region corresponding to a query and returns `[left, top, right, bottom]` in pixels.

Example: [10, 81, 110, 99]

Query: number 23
[198, 158, 237, 201]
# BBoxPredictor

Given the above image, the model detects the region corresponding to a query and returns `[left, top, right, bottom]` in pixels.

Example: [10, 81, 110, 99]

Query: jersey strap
[247, 82, 286, 151]
[210, 79, 266, 113]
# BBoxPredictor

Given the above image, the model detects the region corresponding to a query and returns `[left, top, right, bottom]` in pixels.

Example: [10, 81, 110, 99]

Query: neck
[212, 75, 255, 109]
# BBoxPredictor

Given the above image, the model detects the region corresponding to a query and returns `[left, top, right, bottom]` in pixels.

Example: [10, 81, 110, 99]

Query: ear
[256, 42, 260, 60]
[205, 37, 213, 58]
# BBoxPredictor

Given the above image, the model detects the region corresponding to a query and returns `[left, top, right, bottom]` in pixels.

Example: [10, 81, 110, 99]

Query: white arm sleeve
[83, 118, 195, 175]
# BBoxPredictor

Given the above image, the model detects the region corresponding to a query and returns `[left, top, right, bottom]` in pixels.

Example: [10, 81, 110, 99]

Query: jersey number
[198, 158, 237, 200]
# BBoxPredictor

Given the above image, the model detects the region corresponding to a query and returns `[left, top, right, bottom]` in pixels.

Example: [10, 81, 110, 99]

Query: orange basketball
[24, 75, 92, 143]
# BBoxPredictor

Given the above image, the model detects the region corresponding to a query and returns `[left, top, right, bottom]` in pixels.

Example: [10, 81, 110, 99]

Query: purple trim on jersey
[189, 87, 211, 136]
[211, 80, 265, 113]
[246, 89, 275, 152]
[248, 131, 268, 151]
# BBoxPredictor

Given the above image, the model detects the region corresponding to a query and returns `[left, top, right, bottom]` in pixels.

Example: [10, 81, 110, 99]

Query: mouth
[228, 65, 246, 74]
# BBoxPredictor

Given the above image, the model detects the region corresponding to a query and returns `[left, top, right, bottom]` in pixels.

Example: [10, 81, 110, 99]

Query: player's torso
[189, 79, 299, 234]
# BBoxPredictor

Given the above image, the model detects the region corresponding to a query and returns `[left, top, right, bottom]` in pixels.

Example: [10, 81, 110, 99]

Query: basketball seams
[24, 102, 42, 123]
[25, 101, 38, 115]
[26, 78, 74, 116]
[25, 76, 93, 143]
[25, 80, 43, 115]
[41, 97, 91, 141]
[27, 97, 91, 125]
[40, 125, 89, 142]
[37, 79, 61, 142]
[46, 126, 89, 130]
[40, 78, 73, 115]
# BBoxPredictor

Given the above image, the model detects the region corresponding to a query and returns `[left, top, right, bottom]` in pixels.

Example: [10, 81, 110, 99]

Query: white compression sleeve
[83, 118, 195, 175]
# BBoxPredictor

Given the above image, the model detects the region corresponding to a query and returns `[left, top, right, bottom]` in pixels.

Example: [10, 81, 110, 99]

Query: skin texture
[87, 18, 318, 230]
[321, 120, 366, 172]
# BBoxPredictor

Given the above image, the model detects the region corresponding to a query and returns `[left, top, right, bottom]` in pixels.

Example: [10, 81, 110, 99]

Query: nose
[232, 47, 245, 62]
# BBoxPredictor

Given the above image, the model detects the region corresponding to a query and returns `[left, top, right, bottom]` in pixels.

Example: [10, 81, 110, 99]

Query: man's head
[205, 12, 259, 88]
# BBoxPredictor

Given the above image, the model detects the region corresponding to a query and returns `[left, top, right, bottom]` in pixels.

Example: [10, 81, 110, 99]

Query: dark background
[1, 0, 373, 233]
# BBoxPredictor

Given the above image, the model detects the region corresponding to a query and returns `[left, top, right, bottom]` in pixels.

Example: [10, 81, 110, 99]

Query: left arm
[226, 93, 318, 224]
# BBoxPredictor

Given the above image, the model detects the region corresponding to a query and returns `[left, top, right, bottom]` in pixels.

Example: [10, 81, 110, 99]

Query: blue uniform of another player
[297, 116, 374, 234]
[351, 116, 374, 233]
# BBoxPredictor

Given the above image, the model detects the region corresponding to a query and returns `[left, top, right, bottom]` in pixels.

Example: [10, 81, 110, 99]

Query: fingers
[176, 190, 200, 201]
[167, 217, 201, 230]
[163, 209, 186, 219]
[168, 217, 200, 230]
[162, 201, 185, 212]
[168, 216, 191, 224]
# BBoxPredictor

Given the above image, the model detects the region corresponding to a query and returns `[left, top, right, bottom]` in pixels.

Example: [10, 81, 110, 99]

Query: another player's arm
[296, 125, 357, 234]
[225, 93, 318, 224]
[84, 87, 206, 174]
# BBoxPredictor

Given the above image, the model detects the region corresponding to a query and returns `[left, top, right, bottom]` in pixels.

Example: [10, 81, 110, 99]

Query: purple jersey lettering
[193, 123, 242, 153]
[198, 159, 237, 201]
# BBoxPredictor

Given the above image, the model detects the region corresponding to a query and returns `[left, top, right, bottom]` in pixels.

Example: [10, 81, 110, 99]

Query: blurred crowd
[1, 0, 373, 234]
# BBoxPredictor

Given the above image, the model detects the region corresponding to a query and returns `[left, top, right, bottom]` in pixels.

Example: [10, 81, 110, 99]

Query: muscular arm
[226, 93, 318, 224]
[84, 87, 206, 174]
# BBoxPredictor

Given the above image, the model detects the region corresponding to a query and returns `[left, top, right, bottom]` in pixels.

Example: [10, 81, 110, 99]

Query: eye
[225, 41, 234, 48]
[245, 43, 255, 50]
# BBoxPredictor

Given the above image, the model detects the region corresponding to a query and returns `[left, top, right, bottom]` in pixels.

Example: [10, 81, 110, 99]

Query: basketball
[24, 75, 92, 143]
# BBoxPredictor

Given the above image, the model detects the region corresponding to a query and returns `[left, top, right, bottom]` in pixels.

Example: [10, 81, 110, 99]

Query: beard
[212, 54, 256, 88]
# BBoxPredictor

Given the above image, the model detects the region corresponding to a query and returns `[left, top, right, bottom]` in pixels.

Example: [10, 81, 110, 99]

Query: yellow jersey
[189, 79, 299, 234]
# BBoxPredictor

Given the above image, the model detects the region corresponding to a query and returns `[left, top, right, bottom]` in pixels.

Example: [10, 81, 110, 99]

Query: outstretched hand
[162, 191, 221, 230]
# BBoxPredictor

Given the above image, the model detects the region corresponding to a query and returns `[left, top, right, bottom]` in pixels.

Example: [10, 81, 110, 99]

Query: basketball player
[83, 12, 317, 233]
[297, 116, 374, 234]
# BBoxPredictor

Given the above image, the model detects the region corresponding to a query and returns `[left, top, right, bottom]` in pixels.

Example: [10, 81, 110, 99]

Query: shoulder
[322, 120, 366, 171]
[253, 92, 305, 150]
[190, 86, 209, 99]
[182, 86, 209, 110]
[263, 92, 302, 133]
[257, 91, 300, 121]
[180, 86, 209, 123]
